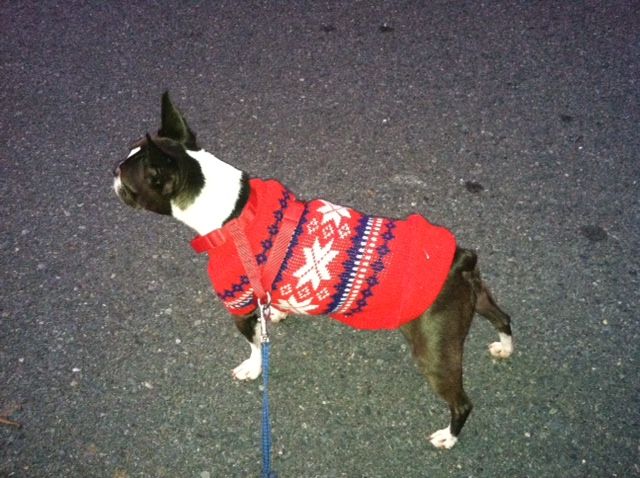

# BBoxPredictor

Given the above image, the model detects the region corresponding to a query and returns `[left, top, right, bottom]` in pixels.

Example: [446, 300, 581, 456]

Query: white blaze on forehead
[113, 176, 122, 194]
[127, 146, 142, 158]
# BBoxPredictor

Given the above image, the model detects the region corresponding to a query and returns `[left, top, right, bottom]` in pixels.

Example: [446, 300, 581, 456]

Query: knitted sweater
[191, 179, 456, 330]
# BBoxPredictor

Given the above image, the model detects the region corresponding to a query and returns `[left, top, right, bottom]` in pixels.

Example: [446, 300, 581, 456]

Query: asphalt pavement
[1, 1, 638, 477]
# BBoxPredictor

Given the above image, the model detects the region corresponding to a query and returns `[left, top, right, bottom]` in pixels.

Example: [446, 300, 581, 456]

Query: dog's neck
[171, 149, 246, 236]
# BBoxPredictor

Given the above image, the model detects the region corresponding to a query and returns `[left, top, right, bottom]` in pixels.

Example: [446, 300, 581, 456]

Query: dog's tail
[450, 247, 478, 275]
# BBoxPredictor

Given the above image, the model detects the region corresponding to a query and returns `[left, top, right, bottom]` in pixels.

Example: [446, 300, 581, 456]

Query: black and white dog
[113, 93, 513, 449]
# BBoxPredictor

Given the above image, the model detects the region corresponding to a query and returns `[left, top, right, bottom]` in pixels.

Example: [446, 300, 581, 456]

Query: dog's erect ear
[158, 91, 198, 150]
[146, 133, 169, 162]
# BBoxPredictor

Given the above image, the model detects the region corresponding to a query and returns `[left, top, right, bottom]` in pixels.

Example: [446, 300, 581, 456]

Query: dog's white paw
[429, 426, 458, 449]
[232, 357, 262, 381]
[489, 332, 513, 359]
[232, 342, 262, 381]
[269, 307, 288, 323]
[489, 342, 512, 358]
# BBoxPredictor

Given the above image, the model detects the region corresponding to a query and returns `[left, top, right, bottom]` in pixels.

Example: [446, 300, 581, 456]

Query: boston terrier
[113, 92, 513, 449]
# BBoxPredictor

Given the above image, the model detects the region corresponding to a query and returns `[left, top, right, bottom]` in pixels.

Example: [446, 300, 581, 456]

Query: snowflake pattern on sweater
[191, 179, 456, 330]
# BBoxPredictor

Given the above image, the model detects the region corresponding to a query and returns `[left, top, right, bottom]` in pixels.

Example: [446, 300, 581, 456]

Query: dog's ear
[158, 91, 198, 150]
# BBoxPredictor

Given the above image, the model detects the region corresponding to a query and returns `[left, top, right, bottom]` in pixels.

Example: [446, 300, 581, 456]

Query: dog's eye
[146, 168, 163, 188]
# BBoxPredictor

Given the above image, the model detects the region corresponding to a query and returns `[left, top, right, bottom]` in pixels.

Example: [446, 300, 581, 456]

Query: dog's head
[113, 92, 205, 215]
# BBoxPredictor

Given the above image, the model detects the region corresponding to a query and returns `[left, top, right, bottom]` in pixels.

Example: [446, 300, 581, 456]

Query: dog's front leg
[232, 312, 262, 380]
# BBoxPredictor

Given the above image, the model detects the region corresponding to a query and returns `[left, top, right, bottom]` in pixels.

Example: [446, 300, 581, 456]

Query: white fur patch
[269, 307, 288, 323]
[489, 332, 513, 358]
[113, 176, 122, 194]
[232, 321, 263, 381]
[127, 146, 141, 158]
[232, 342, 262, 381]
[171, 149, 244, 235]
[429, 426, 458, 449]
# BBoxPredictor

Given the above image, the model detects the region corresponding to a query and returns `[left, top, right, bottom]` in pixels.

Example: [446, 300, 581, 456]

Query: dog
[113, 92, 513, 449]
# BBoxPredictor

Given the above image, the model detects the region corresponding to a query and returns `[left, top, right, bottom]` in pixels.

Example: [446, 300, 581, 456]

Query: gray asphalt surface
[1, 1, 638, 477]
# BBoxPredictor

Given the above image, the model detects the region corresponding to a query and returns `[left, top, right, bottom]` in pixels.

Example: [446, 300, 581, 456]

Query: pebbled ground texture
[1, 1, 638, 477]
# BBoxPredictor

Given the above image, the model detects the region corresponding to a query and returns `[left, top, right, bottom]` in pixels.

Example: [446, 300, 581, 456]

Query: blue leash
[226, 209, 300, 478]
[259, 299, 277, 478]
[224, 194, 302, 478]
[261, 341, 276, 478]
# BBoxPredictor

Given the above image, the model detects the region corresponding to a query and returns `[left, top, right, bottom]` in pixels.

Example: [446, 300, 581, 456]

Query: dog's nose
[113, 164, 121, 178]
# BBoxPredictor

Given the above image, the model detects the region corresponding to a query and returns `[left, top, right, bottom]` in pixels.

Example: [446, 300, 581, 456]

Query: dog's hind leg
[460, 251, 513, 359]
[402, 309, 474, 449]
[401, 263, 476, 449]
[475, 280, 513, 358]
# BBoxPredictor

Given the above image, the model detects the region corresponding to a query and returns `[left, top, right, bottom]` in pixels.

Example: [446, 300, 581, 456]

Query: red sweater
[191, 179, 456, 330]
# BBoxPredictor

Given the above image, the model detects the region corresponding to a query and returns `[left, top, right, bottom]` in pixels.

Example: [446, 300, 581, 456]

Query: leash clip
[257, 293, 272, 344]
